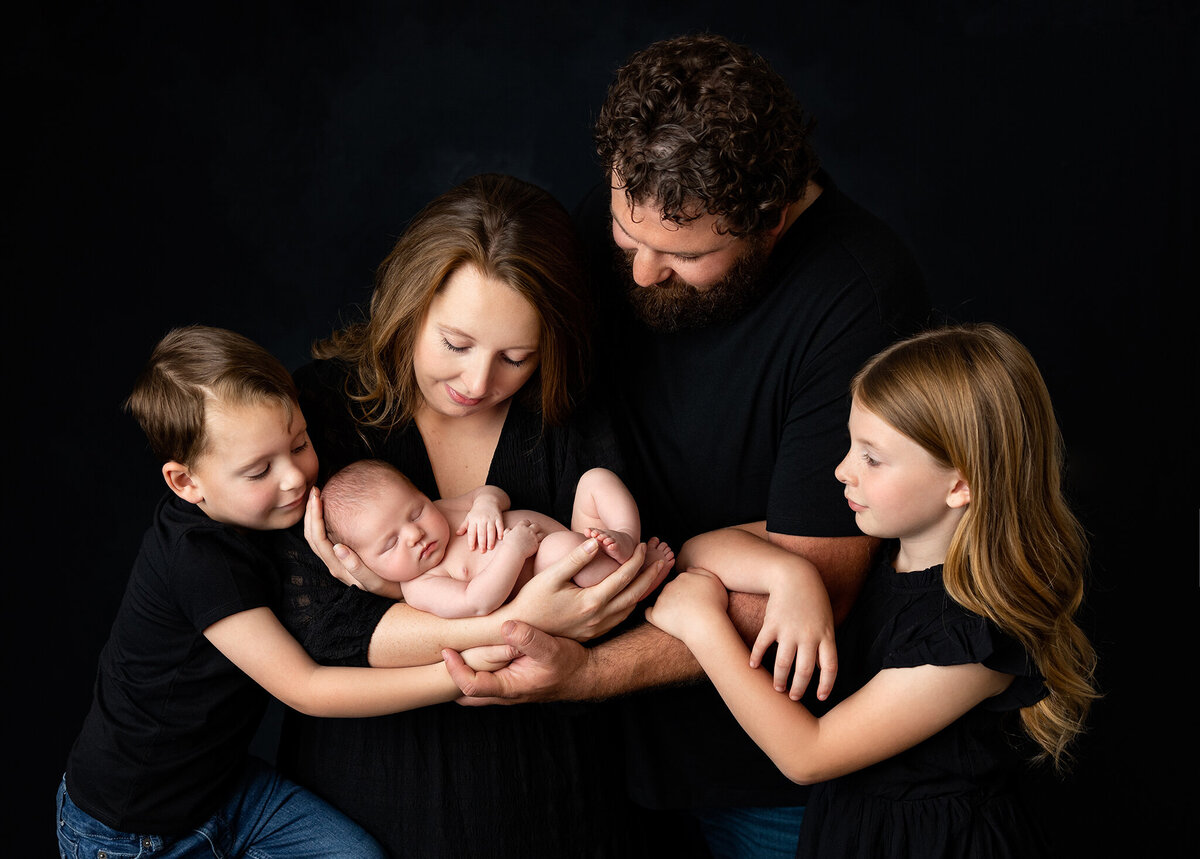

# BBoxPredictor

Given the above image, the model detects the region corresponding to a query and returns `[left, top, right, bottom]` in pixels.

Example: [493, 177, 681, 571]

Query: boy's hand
[457, 643, 519, 673]
[501, 519, 543, 558]
[753, 573, 837, 701]
[458, 496, 506, 551]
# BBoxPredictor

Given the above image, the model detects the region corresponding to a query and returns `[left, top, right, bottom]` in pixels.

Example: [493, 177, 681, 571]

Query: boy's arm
[401, 522, 540, 618]
[203, 607, 515, 716]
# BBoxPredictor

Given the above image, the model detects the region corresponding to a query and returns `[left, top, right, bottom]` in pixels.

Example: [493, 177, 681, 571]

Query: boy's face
[349, 474, 450, 583]
[183, 399, 318, 530]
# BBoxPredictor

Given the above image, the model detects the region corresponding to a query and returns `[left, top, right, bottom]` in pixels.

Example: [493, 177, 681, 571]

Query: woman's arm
[645, 570, 1013, 784]
[203, 607, 515, 717]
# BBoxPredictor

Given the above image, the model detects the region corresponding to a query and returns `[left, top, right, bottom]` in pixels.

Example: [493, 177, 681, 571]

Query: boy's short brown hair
[125, 325, 298, 465]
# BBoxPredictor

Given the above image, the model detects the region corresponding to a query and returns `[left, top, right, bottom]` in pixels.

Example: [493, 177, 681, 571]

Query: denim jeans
[692, 805, 806, 859]
[56, 759, 385, 858]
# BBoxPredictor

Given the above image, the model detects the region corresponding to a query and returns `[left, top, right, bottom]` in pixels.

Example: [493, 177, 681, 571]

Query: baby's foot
[586, 527, 637, 564]
[644, 536, 675, 573]
[634, 537, 675, 596]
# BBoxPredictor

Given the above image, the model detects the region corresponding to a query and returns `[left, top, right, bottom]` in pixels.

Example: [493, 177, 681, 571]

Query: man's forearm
[574, 620, 706, 700]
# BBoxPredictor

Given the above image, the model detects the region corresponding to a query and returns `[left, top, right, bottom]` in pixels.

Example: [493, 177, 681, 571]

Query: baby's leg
[572, 468, 640, 564]
[534, 529, 619, 588]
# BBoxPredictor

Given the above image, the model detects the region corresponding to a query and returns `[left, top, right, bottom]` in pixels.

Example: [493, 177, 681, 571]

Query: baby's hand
[501, 519, 543, 558]
[458, 497, 506, 552]
[753, 575, 837, 701]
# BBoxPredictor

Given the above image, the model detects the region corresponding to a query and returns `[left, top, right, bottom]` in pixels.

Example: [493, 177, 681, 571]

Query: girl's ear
[162, 461, 204, 504]
[946, 474, 971, 509]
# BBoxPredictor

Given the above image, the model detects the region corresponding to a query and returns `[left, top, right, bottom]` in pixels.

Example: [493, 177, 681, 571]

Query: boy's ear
[946, 474, 971, 509]
[162, 461, 204, 504]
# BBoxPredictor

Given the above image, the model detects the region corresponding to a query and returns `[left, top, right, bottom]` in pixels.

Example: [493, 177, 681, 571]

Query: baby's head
[322, 460, 450, 582]
[126, 325, 318, 530]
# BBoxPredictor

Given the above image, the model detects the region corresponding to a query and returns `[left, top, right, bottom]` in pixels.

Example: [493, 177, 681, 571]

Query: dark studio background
[13, 2, 1194, 855]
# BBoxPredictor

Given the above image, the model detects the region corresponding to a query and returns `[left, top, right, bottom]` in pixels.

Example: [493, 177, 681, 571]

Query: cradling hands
[505, 538, 664, 641]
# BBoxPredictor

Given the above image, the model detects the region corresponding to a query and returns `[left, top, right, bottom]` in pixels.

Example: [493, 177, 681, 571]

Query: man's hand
[443, 620, 589, 705]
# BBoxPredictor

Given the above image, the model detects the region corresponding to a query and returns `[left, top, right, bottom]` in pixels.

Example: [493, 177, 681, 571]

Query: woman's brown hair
[317, 173, 589, 428]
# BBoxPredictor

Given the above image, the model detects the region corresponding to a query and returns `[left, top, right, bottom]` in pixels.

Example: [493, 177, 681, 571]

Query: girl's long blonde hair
[852, 323, 1098, 770]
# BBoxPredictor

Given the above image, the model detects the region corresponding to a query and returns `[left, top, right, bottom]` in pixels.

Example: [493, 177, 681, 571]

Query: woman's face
[412, 263, 541, 420]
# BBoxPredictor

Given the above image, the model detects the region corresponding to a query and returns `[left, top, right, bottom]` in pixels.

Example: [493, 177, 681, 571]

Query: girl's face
[412, 264, 541, 420]
[835, 398, 969, 570]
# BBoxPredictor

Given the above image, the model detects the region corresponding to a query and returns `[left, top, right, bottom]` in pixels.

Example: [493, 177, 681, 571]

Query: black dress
[797, 548, 1051, 858]
[275, 359, 632, 858]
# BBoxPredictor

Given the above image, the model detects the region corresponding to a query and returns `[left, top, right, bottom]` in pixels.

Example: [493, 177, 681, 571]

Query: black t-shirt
[579, 172, 931, 809]
[65, 495, 287, 832]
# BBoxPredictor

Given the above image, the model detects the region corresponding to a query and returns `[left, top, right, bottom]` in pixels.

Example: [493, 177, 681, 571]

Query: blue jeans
[56, 759, 385, 858]
[692, 805, 805, 859]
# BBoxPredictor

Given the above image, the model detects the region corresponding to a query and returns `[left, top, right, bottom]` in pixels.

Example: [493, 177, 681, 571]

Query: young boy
[321, 460, 665, 618]
[58, 326, 512, 858]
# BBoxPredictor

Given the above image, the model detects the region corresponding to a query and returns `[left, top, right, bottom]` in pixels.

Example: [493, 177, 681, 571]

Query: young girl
[646, 323, 1098, 856]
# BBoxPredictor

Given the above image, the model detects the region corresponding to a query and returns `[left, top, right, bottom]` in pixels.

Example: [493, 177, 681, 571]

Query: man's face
[609, 180, 773, 331]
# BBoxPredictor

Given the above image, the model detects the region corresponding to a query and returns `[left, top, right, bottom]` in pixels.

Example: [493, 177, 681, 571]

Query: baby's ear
[162, 461, 203, 504]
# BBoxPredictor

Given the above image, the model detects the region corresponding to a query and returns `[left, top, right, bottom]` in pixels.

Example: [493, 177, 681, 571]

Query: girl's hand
[644, 568, 729, 642]
[304, 487, 404, 599]
[753, 572, 837, 701]
[457, 496, 506, 551]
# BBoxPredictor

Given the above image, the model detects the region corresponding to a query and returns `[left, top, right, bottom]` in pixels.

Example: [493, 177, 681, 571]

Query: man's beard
[612, 234, 772, 332]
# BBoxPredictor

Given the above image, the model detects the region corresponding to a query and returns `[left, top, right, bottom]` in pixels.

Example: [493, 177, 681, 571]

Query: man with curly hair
[450, 34, 931, 857]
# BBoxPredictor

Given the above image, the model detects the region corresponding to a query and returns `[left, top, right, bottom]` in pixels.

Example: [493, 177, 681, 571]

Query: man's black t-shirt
[579, 171, 931, 809]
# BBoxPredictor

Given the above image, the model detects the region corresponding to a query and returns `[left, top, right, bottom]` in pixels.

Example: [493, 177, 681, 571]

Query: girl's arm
[645, 570, 1013, 784]
[203, 607, 514, 717]
[679, 527, 837, 700]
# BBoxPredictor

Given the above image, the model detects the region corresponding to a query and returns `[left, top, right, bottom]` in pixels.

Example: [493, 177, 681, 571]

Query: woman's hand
[501, 538, 667, 641]
[644, 567, 729, 643]
[304, 487, 403, 599]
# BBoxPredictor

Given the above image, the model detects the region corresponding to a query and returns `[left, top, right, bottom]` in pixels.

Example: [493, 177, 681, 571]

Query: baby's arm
[441, 485, 511, 551]
[678, 527, 836, 701]
[401, 520, 543, 618]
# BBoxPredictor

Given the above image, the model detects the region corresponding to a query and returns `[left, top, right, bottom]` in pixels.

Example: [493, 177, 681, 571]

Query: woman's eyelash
[442, 337, 468, 353]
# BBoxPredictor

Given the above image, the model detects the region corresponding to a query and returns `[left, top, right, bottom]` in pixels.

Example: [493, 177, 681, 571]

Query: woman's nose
[462, 356, 492, 396]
